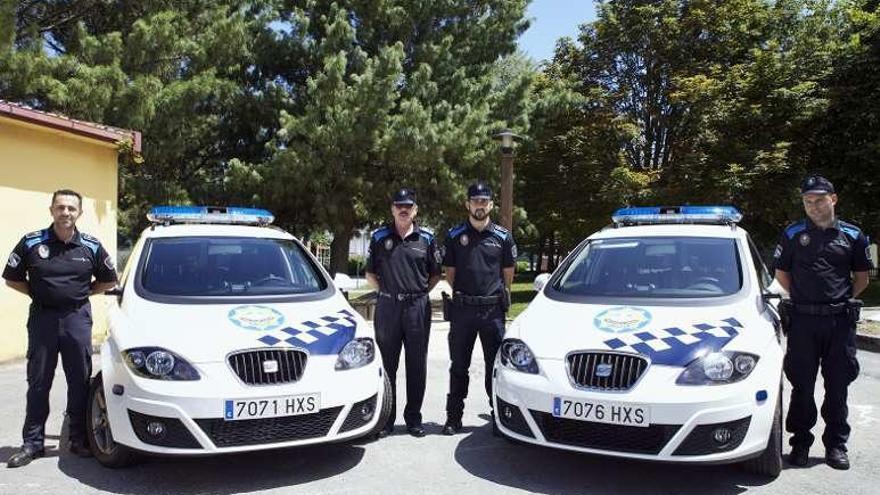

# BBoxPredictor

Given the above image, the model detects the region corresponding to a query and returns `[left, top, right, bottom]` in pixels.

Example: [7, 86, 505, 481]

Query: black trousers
[784, 311, 859, 451]
[445, 304, 505, 422]
[374, 295, 431, 428]
[23, 302, 93, 450]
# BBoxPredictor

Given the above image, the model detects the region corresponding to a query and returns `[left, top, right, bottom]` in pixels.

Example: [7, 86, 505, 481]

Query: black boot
[826, 448, 850, 470]
[6, 446, 45, 468]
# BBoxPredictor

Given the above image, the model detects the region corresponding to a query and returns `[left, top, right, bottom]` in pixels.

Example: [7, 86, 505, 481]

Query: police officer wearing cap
[3, 190, 118, 468]
[773, 175, 872, 470]
[366, 188, 440, 437]
[441, 182, 516, 435]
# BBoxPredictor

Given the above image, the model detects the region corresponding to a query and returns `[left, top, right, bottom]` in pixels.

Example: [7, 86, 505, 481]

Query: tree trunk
[329, 201, 355, 276]
[535, 234, 546, 272]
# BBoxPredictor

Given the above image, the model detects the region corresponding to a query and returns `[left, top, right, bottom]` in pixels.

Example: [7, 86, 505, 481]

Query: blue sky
[518, 0, 597, 62]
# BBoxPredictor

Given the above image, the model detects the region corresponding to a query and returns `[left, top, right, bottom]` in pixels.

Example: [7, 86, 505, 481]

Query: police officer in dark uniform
[3, 189, 118, 468]
[366, 188, 441, 437]
[773, 175, 872, 470]
[441, 182, 516, 435]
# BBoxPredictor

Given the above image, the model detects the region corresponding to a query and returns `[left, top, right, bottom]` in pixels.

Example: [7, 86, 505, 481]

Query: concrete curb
[856, 331, 880, 353]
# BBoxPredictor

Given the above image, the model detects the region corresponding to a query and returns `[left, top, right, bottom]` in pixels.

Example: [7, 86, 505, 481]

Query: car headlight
[335, 338, 375, 370]
[676, 351, 759, 385]
[499, 339, 539, 374]
[123, 347, 200, 380]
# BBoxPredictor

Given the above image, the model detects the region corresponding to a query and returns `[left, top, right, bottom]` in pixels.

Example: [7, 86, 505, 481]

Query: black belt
[452, 293, 501, 306]
[378, 291, 427, 301]
[791, 302, 849, 316]
[32, 300, 88, 311]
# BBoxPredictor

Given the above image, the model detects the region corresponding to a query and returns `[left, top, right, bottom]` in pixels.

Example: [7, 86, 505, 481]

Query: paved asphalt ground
[0, 320, 878, 495]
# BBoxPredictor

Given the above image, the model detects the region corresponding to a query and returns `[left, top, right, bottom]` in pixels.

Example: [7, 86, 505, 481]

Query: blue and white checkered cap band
[256, 309, 357, 354]
[602, 317, 742, 366]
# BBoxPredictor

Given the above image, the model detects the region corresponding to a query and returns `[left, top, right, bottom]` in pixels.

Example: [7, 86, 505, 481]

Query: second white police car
[88, 207, 389, 467]
[493, 206, 785, 477]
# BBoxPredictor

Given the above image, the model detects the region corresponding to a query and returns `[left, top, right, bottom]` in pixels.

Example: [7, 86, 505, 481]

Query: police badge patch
[384, 238, 394, 250]
[799, 233, 810, 246]
[104, 255, 116, 271]
[460, 234, 469, 246]
[7, 252, 20, 268]
[38, 245, 49, 259]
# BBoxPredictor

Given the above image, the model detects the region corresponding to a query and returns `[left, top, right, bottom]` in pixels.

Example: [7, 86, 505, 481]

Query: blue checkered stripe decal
[602, 317, 743, 366]
[256, 309, 357, 355]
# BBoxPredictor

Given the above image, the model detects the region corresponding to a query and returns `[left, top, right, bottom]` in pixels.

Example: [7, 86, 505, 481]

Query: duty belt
[378, 291, 426, 301]
[452, 293, 501, 306]
[791, 302, 849, 316]
[32, 300, 88, 311]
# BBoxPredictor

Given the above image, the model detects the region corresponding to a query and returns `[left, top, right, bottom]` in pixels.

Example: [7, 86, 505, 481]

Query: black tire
[743, 391, 783, 478]
[367, 371, 393, 438]
[87, 373, 139, 468]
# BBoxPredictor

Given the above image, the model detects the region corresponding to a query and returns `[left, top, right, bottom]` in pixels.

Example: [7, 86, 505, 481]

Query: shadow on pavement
[454, 422, 776, 495]
[55, 443, 366, 495]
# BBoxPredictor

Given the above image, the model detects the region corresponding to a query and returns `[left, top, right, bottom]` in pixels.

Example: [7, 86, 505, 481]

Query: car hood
[510, 294, 768, 367]
[110, 296, 367, 363]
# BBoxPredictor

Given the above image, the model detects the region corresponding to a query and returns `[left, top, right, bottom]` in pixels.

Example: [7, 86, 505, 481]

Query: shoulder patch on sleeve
[448, 223, 467, 239]
[418, 228, 435, 243]
[371, 226, 391, 242]
[838, 221, 862, 241]
[24, 229, 49, 249]
[784, 221, 807, 240]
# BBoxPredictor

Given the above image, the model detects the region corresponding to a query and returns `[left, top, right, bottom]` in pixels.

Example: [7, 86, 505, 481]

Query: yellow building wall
[0, 116, 119, 362]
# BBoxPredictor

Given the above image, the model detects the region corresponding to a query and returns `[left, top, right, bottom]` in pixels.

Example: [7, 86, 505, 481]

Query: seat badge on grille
[595, 363, 613, 378]
[263, 360, 279, 373]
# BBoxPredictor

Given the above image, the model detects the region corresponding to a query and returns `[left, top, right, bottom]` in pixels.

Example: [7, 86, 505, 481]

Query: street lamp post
[493, 129, 521, 231]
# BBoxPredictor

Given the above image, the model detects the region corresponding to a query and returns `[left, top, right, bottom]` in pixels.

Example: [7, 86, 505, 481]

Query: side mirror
[534, 273, 551, 292]
[333, 273, 357, 291]
[762, 291, 782, 302]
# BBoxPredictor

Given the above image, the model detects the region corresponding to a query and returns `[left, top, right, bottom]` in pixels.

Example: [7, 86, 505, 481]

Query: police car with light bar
[493, 206, 785, 477]
[88, 206, 390, 467]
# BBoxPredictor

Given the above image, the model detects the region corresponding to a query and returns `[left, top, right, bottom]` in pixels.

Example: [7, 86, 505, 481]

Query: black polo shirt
[773, 218, 873, 303]
[443, 221, 516, 296]
[366, 223, 441, 295]
[3, 226, 118, 308]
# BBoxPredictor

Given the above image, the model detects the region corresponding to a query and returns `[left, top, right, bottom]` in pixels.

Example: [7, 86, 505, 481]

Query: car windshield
[141, 237, 327, 296]
[552, 237, 742, 298]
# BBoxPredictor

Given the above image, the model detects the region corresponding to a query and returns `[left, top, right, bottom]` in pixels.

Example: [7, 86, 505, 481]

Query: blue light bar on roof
[612, 206, 742, 225]
[147, 206, 275, 225]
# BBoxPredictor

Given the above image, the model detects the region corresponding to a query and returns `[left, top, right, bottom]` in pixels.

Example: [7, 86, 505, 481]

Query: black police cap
[800, 175, 835, 195]
[467, 182, 492, 199]
[392, 188, 416, 205]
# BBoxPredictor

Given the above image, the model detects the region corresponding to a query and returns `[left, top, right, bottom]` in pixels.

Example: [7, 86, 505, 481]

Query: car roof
[138, 223, 295, 240]
[590, 223, 748, 240]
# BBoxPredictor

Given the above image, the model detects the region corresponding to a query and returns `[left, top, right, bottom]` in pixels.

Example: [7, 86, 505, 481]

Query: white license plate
[552, 397, 650, 427]
[224, 394, 320, 421]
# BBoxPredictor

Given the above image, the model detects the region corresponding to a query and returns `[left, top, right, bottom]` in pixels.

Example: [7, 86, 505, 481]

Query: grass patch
[860, 281, 880, 307]
[509, 272, 540, 319]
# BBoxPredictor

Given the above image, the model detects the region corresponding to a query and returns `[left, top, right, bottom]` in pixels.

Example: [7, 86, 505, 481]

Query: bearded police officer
[441, 182, 516, 435]
[366, 188, 441, 437]
[3, 190, 118, 468]
[774, 175, 872, 470]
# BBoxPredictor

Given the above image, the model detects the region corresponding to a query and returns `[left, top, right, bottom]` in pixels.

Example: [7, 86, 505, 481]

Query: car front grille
[531, 410, 680, 454]
[195, 406, 342, 447]
[566, 351, 648, 391]
[228, 348, 307, 385]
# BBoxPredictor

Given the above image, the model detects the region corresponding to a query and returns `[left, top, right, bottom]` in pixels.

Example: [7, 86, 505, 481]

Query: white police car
[88, 207, 389, 467]
[493, 206, 784, 477]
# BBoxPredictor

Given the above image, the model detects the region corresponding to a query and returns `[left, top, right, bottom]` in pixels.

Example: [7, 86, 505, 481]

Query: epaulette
[447, 223, 467, 239]
[784, 221, 807, 240]
[24, 229, 49, 249]
[79, 232, 100, 255]
[418, 226, 434, 242]
[838, 221, 862, 241]
[490, 223, 510, 241]
[371, 226, 391, 242]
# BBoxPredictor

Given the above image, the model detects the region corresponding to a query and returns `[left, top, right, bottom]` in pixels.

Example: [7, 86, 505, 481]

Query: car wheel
[743, 388, 783, 478]
[367, 371, 393, 438]
[87, 373, 139, 468]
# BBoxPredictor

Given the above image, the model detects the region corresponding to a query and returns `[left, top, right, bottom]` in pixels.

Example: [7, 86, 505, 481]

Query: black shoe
[6, 446, 44, 468]
[788, 447, 809, 467]
[441, 420, 463, 436]
[69, 443, 93, 458]
[826, 448, 850, 470]
[406, 425, 426, 437]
